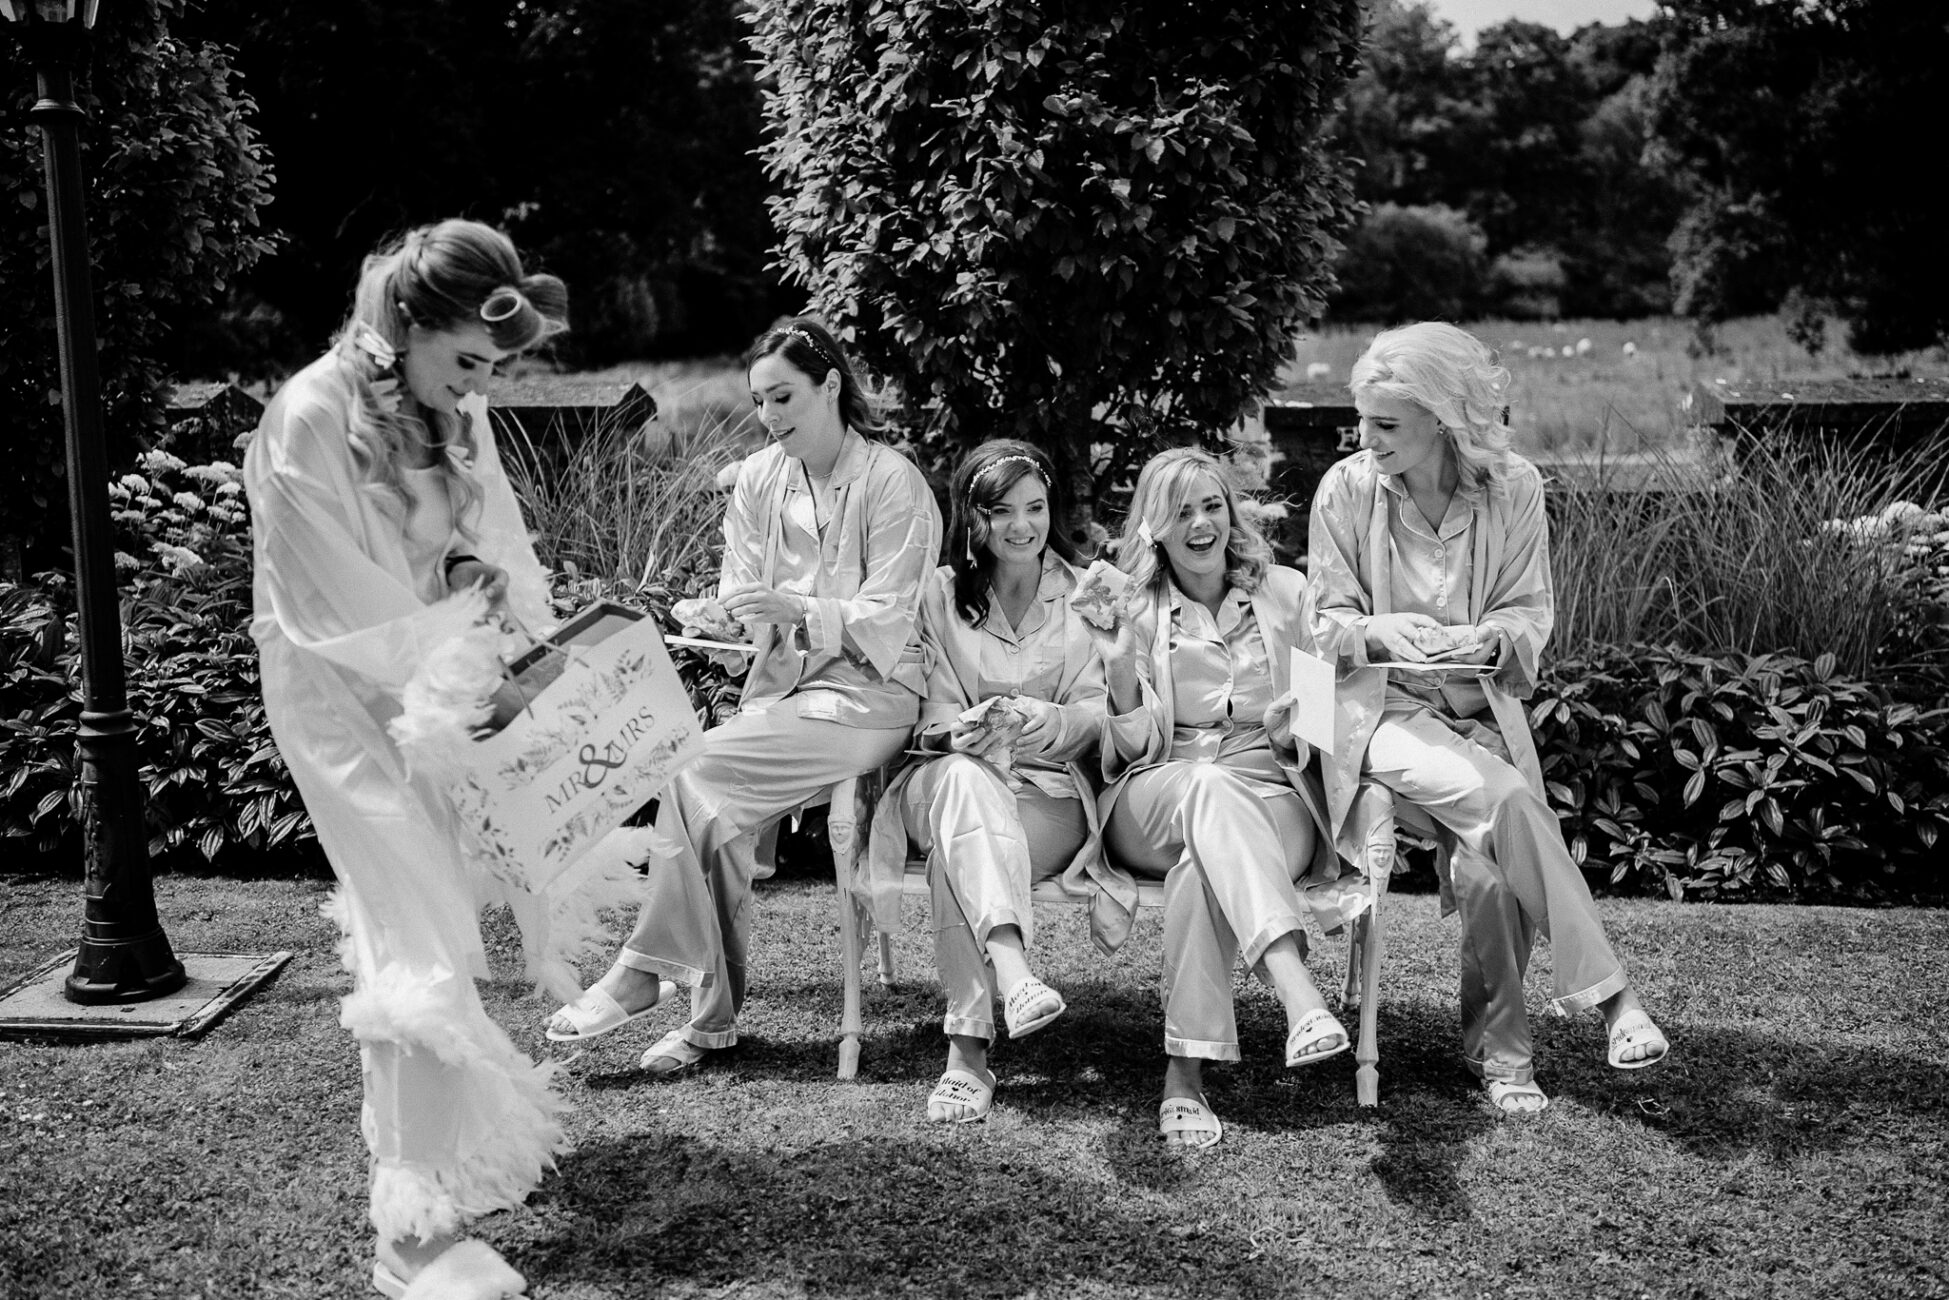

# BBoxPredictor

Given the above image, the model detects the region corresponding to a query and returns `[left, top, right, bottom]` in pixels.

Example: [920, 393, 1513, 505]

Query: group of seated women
[543, 314, 1673, 1150]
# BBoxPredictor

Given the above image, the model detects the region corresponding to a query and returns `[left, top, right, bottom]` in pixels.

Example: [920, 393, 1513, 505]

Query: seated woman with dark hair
[863, 439, 1130, 1124]
[545, 317, 941, 1078]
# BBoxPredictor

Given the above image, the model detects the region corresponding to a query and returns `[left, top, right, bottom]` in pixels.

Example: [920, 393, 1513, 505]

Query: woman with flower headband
[245, 219, 567, 1297]
[1090, 446, 1364, 1148]
[856, 439, 1130, 1122]
[545, 317, 942, 1078]
[1311, 322, 1669, 1117]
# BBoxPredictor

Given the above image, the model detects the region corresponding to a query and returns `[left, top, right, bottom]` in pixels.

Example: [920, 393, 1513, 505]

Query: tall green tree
[1647, 0, 1949, 351]
[174, 0, 783, 369]
[749, 0, 1366, 519]
[0, 0, 276, 570]
[1327, 1, 1680, 322]
[509, 0, 783, 362]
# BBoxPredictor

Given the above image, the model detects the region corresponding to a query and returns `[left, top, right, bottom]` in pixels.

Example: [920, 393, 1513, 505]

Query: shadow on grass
[528, 1131, 1295, 1298]
[547, 948, 1949, 1248]
[1536, 1014, 1949, 1165]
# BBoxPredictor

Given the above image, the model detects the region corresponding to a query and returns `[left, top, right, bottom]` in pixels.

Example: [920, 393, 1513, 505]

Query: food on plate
[955, 696, 1028, 784]
[1069, 559, 1130, 631]
[670, 596, 746, 643]
[1407, 623, 1484, 657]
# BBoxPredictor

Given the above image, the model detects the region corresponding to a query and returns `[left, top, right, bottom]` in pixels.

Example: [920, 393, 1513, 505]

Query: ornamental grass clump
[500, 391, 745, 597]
[1547, 426, 1949, 686]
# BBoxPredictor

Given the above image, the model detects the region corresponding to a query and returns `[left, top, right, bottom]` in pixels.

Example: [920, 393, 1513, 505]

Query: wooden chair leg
[828, 777, 865, 1080]
[1343, 922, 1365, 1011]
[1354, 897, 1384, 1107]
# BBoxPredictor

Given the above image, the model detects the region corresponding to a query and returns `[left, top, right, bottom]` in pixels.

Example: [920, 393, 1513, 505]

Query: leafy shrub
[1, 446, 745, 876]
[1328, 203, 1487, 323]
[749, 0, 1366, 523]
[1486, 247, 1568, 321]
[1532, 645, 1949, 903]
[0, 450, 319, 873]
[1, 2, 276, 567]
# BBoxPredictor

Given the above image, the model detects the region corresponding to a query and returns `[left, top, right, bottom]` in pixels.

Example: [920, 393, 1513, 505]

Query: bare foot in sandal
[1601, 989, 1669, 1069]
[1486, 1078, 1550, 1115]
[1159, 1056, 1221, 1148]
[927, 1037, 995, 1123]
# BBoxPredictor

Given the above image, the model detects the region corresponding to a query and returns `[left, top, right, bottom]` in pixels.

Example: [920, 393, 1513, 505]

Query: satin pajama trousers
[1104, 761, 1314, 1062]
[617, 707, 912, 1049]
[1363, 706, 1628, 1084]
[898, 753, 1087, 1042]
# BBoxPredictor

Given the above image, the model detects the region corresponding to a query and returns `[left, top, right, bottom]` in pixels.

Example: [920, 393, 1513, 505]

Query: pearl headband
[967, 454, 1048, 503]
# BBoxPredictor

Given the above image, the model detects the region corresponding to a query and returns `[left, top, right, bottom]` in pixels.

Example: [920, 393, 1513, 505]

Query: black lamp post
[3, 0, 186, 1004]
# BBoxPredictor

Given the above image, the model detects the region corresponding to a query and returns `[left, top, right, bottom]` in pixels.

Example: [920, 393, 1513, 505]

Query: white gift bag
[446, 601, 705, 892]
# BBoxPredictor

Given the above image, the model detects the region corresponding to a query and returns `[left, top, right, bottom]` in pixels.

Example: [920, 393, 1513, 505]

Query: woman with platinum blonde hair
[1090, 446, 1366, 1148]
[1310, 321, 1669, 1116]
[246, 218, 568, 1298]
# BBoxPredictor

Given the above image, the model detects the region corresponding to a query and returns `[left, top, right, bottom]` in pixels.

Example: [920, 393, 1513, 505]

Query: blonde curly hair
[1350, 321, 1512, 489]
[1111, 446, 1272, 598]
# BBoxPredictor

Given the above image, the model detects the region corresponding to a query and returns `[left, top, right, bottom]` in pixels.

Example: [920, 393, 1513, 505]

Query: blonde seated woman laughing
[863, 439, 1128, 1123]
[1090, 447, 1363, 1149]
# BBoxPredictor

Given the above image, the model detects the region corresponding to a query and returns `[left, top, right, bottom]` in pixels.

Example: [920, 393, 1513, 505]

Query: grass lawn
[3, 869, 1946, 1299]
[575, 314, 1949, 463]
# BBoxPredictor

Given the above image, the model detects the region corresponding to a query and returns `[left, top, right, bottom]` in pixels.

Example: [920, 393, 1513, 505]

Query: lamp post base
[63, 928, 188, 1004]
[3, 949, 290, 1041]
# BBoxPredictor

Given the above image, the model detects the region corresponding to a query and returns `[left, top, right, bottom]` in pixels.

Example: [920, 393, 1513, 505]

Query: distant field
[579, 314, 1949, 458]
[1283, 315, 1949, 455]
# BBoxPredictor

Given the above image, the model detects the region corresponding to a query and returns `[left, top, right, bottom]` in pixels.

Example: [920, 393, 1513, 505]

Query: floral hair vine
[967, 454, 1048, 503]
[352, 323, 398, 371]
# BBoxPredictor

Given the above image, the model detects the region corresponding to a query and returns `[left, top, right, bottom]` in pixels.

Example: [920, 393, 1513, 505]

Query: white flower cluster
[107, 451, 248, 582]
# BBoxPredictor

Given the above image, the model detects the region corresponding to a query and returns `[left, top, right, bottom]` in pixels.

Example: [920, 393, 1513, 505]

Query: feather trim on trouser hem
[323, 888, 569, 1247]
[334, 933, 571, 1243]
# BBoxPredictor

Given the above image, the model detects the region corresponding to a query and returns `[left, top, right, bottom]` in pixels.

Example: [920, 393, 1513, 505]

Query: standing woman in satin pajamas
[864, 439, 1128, 1123]
[247, 219, 566, 1298]
[1094, 447, 1355, 1149]
[1309, 321, 1669, 1115]
[545, 318, 941, 1075]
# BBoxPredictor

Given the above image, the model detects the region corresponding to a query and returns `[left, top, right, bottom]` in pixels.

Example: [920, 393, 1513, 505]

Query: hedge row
[3, 454, 1944, 901]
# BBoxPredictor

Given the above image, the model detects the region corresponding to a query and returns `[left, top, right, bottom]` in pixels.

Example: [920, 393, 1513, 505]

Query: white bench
[821, 772, 1391, 1106]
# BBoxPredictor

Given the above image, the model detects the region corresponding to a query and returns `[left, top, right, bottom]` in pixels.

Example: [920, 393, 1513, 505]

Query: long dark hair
[947, 439, 1079, 627]
[743, 315, 887, 435]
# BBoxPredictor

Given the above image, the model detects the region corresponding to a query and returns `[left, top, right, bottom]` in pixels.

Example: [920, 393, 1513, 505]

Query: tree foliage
[1329, 1, 1681, 322]
[172, 0, 783, 371]
[1647, 0, 1949, 352]
[1330, 202, 1485, 323]
[749, 0, 1365, 508]
[0, 0, 276, 566]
